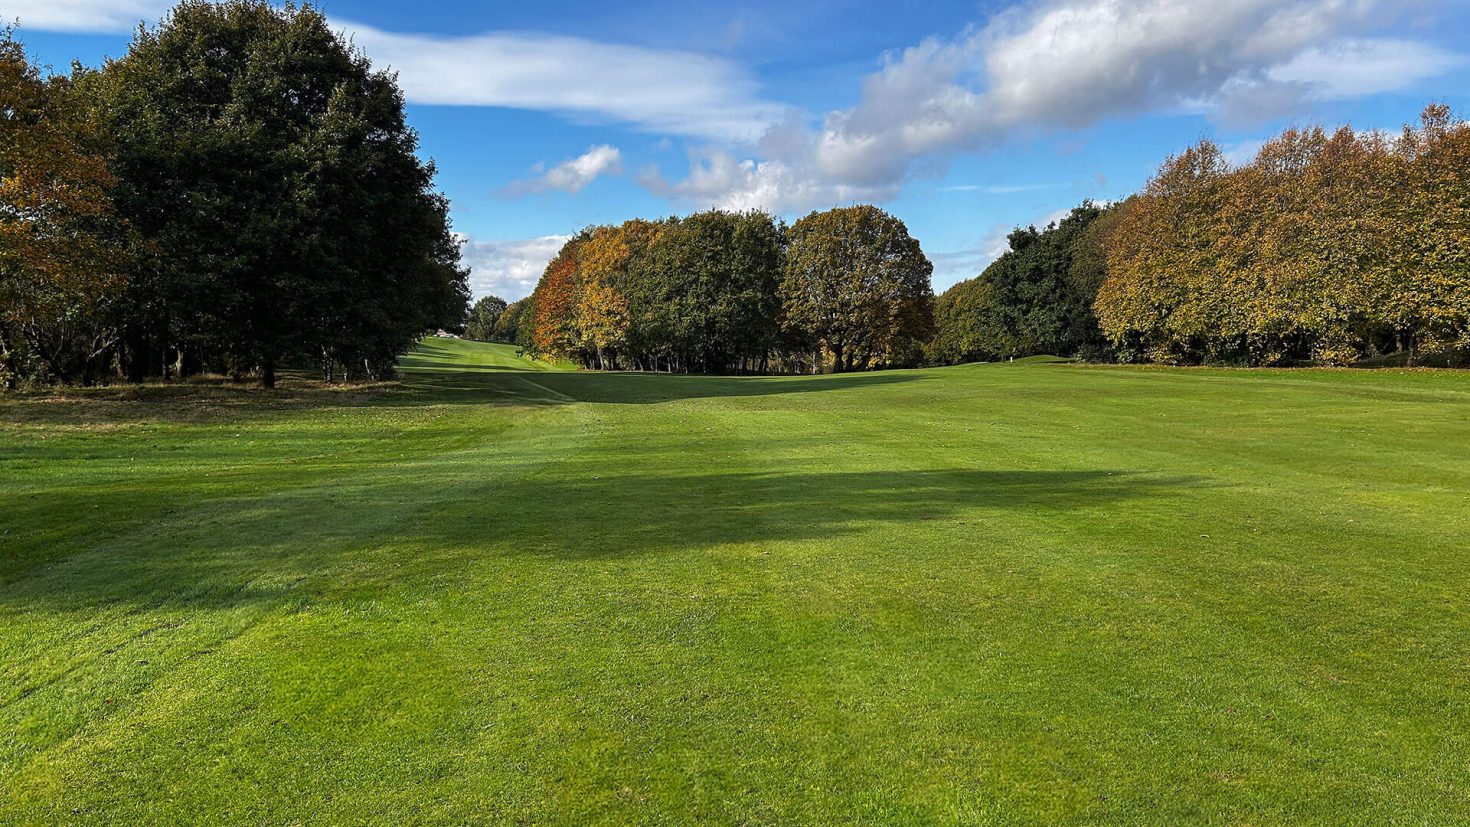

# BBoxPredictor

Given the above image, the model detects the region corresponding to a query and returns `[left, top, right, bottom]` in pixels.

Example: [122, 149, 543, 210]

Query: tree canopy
[0, 32, 132, 387]
[527, 211, 789, 373]
[781, 206, 934, 372]
[80, 0, 466, 386]
[465, 295, 508, 341]
[522, 206, 934, 374]
[1097, 107, 1470, 366]
[930, 203, 1114, 364]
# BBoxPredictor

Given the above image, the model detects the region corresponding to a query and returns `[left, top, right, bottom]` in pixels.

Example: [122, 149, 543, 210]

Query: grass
[3, 338, 1469, 824]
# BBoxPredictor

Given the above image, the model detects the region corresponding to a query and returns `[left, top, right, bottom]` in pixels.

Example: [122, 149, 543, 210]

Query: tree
[92, 0, 466, 386]
[465, 295, 508, 341]
[642, 210, 783, 373]
[493, 298, 530, 346]
[1096, 140, 1232, 364]
[524, 212, 783, 373]
[1095, 108, 1470, 367]
[927, 277, 1010, 365]
[933, 202, 1113, 365]
[529, 235, 585, 359]
[573, 227, 630, 369]
[0, 32, 132, 387]
[781, 206, 933, 372]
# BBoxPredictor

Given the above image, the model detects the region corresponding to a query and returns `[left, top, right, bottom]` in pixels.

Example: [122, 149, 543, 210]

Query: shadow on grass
[0, 363, 932, 429]
[2, 466, 1210, 612]
[394, 368, 932, 407]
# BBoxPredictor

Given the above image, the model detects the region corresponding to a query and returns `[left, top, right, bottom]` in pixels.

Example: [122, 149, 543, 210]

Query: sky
[10, 0, 1470, 301]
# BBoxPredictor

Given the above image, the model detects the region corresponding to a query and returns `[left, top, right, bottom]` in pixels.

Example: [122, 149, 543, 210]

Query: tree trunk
[0, 321, 18, 390]
[124, 336, 147, 383]
[261, 357, 277, 389]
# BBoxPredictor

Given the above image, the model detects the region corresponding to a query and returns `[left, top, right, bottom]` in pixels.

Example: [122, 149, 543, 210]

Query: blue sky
[12, 0, 1470, 300]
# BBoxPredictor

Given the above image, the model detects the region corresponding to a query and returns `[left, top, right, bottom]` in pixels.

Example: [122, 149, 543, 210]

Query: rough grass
[3, 339, 1468, 824]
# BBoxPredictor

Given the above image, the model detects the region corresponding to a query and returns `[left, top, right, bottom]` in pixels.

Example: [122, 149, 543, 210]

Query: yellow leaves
[1096, 104, 1470, 365]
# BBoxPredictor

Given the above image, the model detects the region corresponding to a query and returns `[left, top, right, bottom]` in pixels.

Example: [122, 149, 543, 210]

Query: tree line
[12, 0, 1464, 389]
[932, 105, 1470, 368]
[490, 206, 935, 374]
[484, 106, 1470, 375]
[1, 1, 468, 389]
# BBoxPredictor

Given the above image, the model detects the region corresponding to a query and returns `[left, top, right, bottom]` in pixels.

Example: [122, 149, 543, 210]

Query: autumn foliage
[524, 207, 934, 373]
[1096, 106, 1470, 366]
[0, 33, 132, 387]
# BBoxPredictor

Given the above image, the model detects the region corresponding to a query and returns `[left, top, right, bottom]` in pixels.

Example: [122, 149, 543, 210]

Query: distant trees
[527, 211, 785, 372]
[781, 206, 934, 372]
[641, 210, 784, 372]
[522, 206, 934, 373]
[930, 203, 1113, 364]
[525, 212, 771, 372]
[1097, 106, 1470, 366]
[494, 297, 533, 349]
[465, 295, 508, 341]
[0, 32, 133, 388]
[2, 1, 467, 389]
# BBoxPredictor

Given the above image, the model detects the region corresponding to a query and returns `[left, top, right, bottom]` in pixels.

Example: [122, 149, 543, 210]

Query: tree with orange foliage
[530, 238, 583, 360]
[0, 32, 131, 386]
[573, 227, 630, 369]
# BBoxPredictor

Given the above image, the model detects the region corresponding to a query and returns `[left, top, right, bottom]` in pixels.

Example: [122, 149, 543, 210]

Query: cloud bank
[11, 4, 786, 141]
[341, 22, 784, 140]
[652, 0, 1460, 213]
[458, 235, 568, 301]
[7, 0, 170, 33]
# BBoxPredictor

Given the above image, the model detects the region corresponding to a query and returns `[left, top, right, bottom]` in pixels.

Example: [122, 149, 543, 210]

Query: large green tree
[92, 0, 466, 386]
[642, 210, 783, 373]
[493, 297, 532, 348]
[781, 206, 933, 372]
[526, 212, 783, 373]
[932, 202, 1113, 365]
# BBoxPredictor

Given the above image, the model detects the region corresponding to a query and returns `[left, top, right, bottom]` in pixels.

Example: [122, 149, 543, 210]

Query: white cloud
[8, 4, 786, 140]
[652, 0, 1459, 212]
[340, 21, 784, 140]
[638, 147, 897, 213]
[7, 0, 168, 33]
[507, 145, 623, 196]
[1267, 37, 1466, 99]
[457, 235, 568, 301]
[19, 0, 1464, 219]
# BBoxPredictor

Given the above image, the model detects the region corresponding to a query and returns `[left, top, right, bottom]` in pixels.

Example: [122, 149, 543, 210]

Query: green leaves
[465, 296, 508, 342]
[932, 202, 1112, 365]
[527, 212, 786, 373]
[94, 0, 467, 385]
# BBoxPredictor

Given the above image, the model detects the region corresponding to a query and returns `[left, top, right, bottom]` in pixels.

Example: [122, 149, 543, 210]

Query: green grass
[3, 338, 1469, 824]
